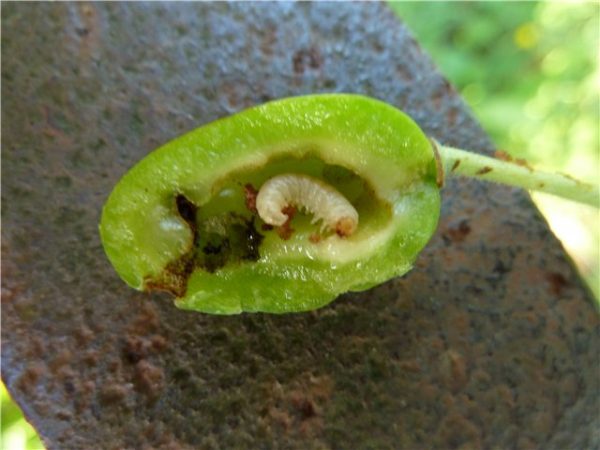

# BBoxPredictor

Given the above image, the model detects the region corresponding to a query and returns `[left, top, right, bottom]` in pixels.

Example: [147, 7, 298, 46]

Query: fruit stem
[435, 142, 599, 208]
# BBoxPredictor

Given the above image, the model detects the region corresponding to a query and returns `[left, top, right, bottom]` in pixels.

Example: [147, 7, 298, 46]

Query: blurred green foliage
[389, 1, 599, 299]
[2, 3, 598, 448]
[1, 383, 44, 449]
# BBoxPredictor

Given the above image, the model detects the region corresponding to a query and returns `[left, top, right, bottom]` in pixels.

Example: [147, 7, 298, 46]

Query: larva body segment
[256, 173, 359, 237]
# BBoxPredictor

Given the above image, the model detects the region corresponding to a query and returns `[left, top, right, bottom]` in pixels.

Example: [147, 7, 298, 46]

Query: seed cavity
[256, 173, 359, 237]
[145, 194, 264, 297]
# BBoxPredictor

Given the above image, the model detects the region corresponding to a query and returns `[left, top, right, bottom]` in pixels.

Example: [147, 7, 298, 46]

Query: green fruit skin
[99, 94, 440, 314]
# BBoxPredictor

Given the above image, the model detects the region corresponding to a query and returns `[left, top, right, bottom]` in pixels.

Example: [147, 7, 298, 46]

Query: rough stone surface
[2, 3, 598, 450]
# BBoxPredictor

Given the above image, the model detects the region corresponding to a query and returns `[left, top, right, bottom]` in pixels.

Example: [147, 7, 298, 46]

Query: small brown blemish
[309, 233, 322, 243]
[260, 26, 277, 56]
[439, 350, 468, 393]
[443, 219, 471, 244]
[292, 47, 323, 74]
[150, 334, 168, 352]
[476, 166, 492, 175]
[134, 360, 165, 400]
[560, 172, 581, 184]
[83, 350, 99, 367]
[49, 350, 72, 373]
[399, 359, 421, 373]
[451, 160, 461, 172]
[244, 183, 258, 213]
[277, 205, 296, 240]
[495, 150, 512, 161]
[99, 384, 129, 405]
[55, 409, 72, 421]
[128, 302, 161, 335]
[123, 336, 149, 364]
[144, 256, 194, 297]
[16, 364, 45, 393]
[74, 326, 94, 346]
[546, 272, 569, 296]
[495, 150, 533, 171]
[268, 407, 292, 430]
[290, 393, 317, 419]
[75, 380, 96, 413]
[108, 359, 122, 374]
[515, 158, 533, 170]
[77, 3, 100, 60]
[175, 194, 197, 226]
[335, 217, 355, 237]
[446, 107, 458, 126]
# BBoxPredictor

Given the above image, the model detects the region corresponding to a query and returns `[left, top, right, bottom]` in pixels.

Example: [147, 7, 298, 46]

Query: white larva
[256, 173, 359, 237]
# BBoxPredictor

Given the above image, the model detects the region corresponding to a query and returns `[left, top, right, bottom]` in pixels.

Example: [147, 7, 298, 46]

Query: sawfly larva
[256, 173, 359, 237]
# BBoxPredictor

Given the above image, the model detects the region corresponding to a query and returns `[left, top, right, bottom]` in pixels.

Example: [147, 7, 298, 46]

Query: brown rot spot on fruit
[144, 254, 195, 297]
[244, 183, 258, 213]
[145, 194, 264, 297]
[175, 194, 198, 226]
[476, 166, 492, 175]
[144, 194, 199, 296]
[451, 160, 461, 172]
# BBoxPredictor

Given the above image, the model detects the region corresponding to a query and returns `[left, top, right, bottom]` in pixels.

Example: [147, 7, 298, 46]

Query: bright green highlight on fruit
[100, 94, 440, 314]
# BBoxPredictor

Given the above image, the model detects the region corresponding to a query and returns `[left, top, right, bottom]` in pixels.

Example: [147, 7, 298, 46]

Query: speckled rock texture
[2, 3, 598, 450]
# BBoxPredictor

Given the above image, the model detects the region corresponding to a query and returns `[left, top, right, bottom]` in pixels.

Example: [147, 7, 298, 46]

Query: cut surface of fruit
[99, 94, 441, 313]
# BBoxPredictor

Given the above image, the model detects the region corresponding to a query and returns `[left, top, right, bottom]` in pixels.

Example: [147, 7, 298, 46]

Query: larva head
[335, 216, 357, 237]
[99, 94, 440, 314]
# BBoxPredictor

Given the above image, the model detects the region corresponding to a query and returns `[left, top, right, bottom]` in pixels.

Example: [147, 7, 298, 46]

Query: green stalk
[436, 143, 599, 208]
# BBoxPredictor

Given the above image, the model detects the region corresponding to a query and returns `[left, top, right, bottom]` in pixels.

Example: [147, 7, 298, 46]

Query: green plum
[100, 94, 440, 314]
